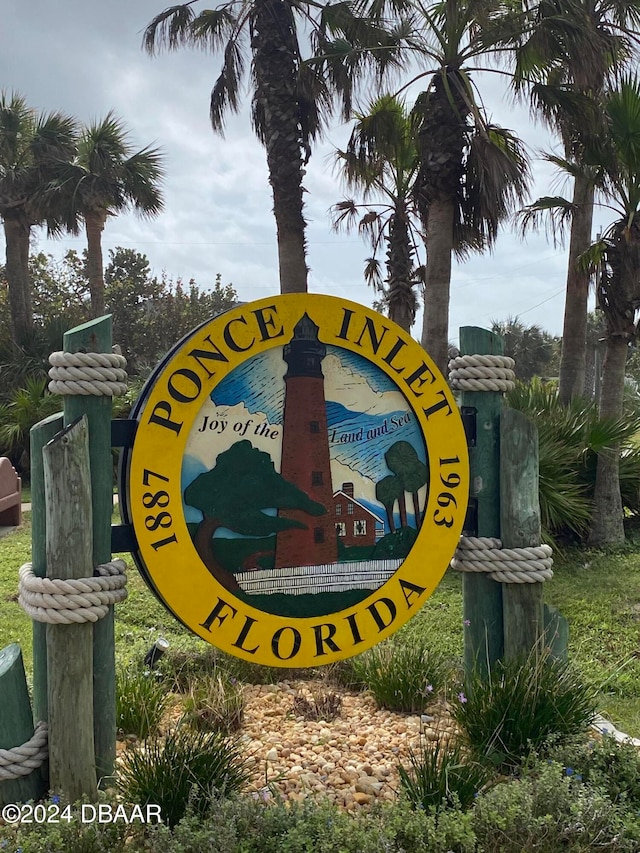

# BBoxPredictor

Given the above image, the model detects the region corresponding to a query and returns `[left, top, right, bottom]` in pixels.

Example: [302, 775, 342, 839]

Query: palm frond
[211, 34, 247, 134]
[518, 195, 575, 244]
[142, 3, 199, 53]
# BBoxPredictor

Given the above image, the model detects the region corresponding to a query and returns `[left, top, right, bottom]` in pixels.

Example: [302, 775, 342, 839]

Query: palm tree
[408, 0, 530, 374]
[143, 0, 395, 294]
[331, 94, 423, 332]
[580, 78, 640, 544]
[52, 113, 164, 318]
[0, 93, 77, 347]
[513, 0, 640, 403]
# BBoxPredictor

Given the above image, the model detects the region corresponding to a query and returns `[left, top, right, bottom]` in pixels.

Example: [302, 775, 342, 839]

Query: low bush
[292, 687, 342, 721]
[472, 760, 639, 852]
[398, 729, 493, 811]
[547, 733, 640, 808]
[116, 726, 251, 827]
[116, 665, 169, 739]
[354, 639, 452, 713]
[452, 649, 597, 771]
[183, 671, 245, 733]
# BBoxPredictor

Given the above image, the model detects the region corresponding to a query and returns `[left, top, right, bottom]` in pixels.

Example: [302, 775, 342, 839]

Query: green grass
[2, 517, 640, 736]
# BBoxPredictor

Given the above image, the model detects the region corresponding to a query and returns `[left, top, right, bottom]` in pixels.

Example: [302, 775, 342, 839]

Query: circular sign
[121, 294, 469, 667]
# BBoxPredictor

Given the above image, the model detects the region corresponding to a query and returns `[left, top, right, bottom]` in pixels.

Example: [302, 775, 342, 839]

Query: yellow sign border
[126, 294, 469, 667]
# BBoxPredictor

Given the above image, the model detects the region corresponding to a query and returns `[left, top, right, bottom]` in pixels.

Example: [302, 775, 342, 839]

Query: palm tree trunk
[3, 212, 33, 347]
[558, 175, 594, 403]
[412, 491, 422, 530]
[421, 197, 454, 375]
[85, 209, 107, 317]
[398, 492, 408, 528]
[588, 334, 627, 546]
[387, 203, 414, 332]
[252, 0, 308, 294]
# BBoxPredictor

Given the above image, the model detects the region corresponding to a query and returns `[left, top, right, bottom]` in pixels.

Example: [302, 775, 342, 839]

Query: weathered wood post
[0, 644, 45, 805]
[458, 327, 504, 675]
[43, 416, 97, 800]
[30, 412, 64, 726]
[61, 317, 116, 782]
[500, 407, 544, 658]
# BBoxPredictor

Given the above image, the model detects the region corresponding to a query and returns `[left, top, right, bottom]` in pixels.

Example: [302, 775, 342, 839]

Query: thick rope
[18, 560, 128, 624]
[0, 722, 48, 780]
[449, 354, 516, 393]
[451, 536, 553, 583]
[48, 350, 127, 397]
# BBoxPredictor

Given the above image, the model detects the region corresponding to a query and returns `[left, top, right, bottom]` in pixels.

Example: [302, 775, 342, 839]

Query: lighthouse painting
[181, 312, 429, 617]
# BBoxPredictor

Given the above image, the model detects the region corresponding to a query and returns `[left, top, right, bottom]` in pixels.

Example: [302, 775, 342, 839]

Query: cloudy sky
[3, 0, 600, 345]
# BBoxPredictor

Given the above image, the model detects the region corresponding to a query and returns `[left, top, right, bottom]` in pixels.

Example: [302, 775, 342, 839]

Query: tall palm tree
[331, 94, 423, 332]
[537, 78, 640, 543]
[52, 114, 164, 318]
[513, 0, 640, 403]
[143, 0, 396, 294]
[581, 78, 640, 544]
[408, 0, 530, 374]
[0, 93, 77, 346]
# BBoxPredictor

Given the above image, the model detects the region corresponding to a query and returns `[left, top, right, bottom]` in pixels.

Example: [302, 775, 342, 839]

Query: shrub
[292, 687, 342, 721]
[452, 650, 597, 771]
[116, 665, 169, 739]
[354, 639, 452, 712]
[116, 726, 251, 827]
[398, 729, 493, 811]
[547, 733, 640, 808]
[183, 671, 245, 733]
[472, 760, 639, 852]
[506, 380, 640, 541]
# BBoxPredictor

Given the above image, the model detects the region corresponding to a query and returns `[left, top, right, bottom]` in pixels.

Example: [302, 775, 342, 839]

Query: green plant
[116, 665, 169, 739]
[547, 733, 640, 808]
[292, 687, 342, 721]
[183, 671, 245, 733]
[354, 639, 452, 712]
[0, 376, 61, 471]
[116, 725, 251, 828]
[506, 379, 640, 541]
[452, 649, 598, 771]
[472, 760, 639, 852]
[398, 729, 493, 812]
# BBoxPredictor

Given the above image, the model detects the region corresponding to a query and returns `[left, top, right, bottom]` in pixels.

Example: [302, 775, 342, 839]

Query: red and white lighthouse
[274, 314, 337, 569]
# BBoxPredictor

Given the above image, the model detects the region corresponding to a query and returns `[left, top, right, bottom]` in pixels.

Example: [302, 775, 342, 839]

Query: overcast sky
[3, 0, 600, 345]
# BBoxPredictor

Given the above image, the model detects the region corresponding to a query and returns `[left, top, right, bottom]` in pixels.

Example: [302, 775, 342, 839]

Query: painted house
[333, 482, 385, 547]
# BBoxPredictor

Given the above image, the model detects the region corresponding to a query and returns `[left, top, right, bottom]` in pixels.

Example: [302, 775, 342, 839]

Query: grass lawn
[2, 513, 640, 737]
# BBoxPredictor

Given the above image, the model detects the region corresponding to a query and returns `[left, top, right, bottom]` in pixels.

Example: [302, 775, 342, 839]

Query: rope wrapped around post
[451, 536, 553, 583]
[0, 721, 48, 781]
[48, 350, 127, 397]
[449, 354, 516, 393]
[18, 560, 128, 624]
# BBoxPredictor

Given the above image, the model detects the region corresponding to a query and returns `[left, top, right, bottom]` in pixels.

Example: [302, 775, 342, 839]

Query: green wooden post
[44, 417, 97, 800]
[0, 644, 45, 805]
[30, 412, 64, 727]
[500, 407, 544, 659]
[459, 327, 504, 675]
[62, 317, 115, 783]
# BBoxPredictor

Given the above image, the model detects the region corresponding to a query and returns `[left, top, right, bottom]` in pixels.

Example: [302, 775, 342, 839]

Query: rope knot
[449, 354, 516, 393]
[0, 722, 48, 781]
[451, 536, 553, 583]
[48, 350, 128, 397]
[18, 560, 128, 624]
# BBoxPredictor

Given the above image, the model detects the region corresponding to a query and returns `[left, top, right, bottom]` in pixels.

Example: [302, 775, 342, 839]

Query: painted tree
[331, 94, 423, 332]
[0, 93, 77, 346]
[184, 440, 326, 590]
[375, 473, 403, 532]
[385, 440, 428, 529]
[514, 0, 640, 402]
[144, 0, 395, 294]
[50, 113, 164, 317]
